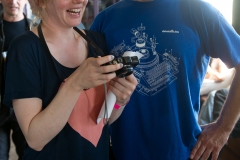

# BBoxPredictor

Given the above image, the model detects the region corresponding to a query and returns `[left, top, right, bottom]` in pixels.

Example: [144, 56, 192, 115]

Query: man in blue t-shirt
[90, 0, 240, 159]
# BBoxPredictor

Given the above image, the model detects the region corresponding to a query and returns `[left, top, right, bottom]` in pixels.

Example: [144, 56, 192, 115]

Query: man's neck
[3, 13, 24, 22]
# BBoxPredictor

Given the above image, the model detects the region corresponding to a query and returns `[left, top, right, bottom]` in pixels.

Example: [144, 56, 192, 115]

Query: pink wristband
[114, 103, 121, 110]
[114, 100, 129, 110]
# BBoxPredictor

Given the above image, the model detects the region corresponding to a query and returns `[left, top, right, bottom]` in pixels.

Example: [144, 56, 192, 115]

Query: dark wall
[232, 0, 240, 35]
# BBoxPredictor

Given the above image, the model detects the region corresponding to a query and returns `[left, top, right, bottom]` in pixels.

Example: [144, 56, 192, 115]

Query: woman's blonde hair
[29, 0, 50, 27]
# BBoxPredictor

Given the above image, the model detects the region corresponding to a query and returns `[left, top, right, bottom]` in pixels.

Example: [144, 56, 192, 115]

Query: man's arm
[191, 63, 240, 160]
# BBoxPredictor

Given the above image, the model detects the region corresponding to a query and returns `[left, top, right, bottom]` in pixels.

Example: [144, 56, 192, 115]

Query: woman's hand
[109, 74, 138, 106]
[67, 55, 123, 91]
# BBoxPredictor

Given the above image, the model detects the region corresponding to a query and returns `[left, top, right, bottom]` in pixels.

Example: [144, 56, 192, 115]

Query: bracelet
[114, 103, 121, 110]
[114, 100, 129, 110]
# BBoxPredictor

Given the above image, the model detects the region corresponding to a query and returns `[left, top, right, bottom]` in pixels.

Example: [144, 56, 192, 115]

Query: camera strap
[73, 27, 105, 57]
[74, 27, 109, 124]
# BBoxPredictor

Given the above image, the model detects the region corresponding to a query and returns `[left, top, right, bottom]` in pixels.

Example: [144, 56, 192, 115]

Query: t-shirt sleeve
[193, 1, 240, 68]
[89, 11, 105, 33]
[207, 13, 240, 68]
[3, 33, 42, 107]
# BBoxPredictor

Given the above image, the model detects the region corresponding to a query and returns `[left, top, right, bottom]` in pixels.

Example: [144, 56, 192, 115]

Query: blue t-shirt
[4, 30, 110, 160]
[90, 0, 240, 159]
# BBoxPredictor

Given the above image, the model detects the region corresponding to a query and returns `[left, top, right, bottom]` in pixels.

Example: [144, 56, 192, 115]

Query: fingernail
[111, 55, 114, 60]
[119, 63, 123, 67]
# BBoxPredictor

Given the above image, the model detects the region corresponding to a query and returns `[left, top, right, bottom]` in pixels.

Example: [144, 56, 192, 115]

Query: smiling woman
[3, 0, 138, 159]
[29, 0, 87, 27]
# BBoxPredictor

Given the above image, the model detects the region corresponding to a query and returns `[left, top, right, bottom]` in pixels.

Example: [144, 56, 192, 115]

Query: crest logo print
[111, 24, 180, 96]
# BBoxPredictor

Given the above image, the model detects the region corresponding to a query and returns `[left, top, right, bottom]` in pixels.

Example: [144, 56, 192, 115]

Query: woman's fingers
[94, 55, 114, 66]
[110, 74, 138, 105]
[72, 55, 124, 90]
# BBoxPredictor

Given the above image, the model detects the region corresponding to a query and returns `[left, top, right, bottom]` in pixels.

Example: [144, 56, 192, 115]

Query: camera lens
[116, 66, 133, 78]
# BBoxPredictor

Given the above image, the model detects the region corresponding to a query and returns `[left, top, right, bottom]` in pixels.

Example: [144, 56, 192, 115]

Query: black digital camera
[73, 28, 139, 78]
[105, 56, 139, 78]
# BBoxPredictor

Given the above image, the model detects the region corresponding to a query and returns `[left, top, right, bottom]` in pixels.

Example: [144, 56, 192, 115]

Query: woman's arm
[13, 81, 81, 151]
[13, 56, 123, 151]
[108, 74, 138, 124]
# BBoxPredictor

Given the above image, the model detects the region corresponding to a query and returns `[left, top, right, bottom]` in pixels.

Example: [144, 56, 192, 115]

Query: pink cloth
[68, 85, 105, 147]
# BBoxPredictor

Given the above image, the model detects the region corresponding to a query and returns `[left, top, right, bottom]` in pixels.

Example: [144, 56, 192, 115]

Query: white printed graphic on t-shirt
[110, 23, 180, 96]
